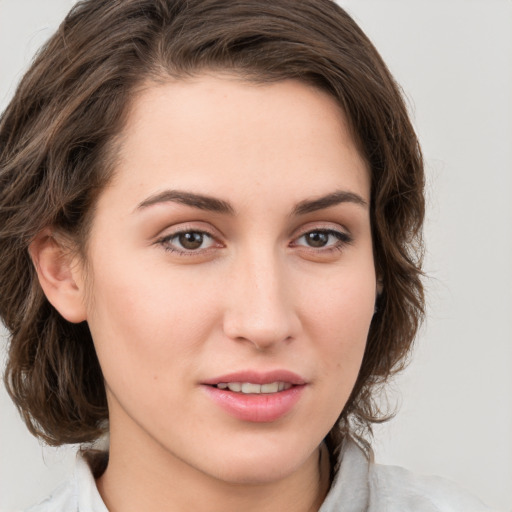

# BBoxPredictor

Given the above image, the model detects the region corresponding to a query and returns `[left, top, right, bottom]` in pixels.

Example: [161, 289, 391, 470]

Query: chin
[212, 461, 300, 485]
[197, 438, 320, 485]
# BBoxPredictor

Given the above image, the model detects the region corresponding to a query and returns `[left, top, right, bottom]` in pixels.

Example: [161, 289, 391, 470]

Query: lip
[201, 369, 307, 423]
[201, 369, 307, 386]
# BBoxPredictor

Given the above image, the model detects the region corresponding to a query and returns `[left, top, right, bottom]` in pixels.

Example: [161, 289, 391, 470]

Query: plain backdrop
[1, 1, 511, 511]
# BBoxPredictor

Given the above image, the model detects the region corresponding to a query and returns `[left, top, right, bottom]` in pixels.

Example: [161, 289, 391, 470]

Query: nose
[222, 250, 300, 350]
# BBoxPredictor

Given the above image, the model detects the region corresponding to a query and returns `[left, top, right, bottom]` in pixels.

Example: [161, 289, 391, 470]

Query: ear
[29, 229, 87, 323]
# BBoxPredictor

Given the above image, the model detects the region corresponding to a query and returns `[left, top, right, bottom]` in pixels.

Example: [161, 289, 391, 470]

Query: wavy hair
[0, 0, 424, 459]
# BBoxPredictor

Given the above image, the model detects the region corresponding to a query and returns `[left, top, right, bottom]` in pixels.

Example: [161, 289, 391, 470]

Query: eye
[159, 230, 217, 253]
[294, 229, 351, 250]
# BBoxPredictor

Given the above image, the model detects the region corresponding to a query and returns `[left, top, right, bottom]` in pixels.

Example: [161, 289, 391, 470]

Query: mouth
[212, 381, 293, 394]
[201, 370, 307, 422]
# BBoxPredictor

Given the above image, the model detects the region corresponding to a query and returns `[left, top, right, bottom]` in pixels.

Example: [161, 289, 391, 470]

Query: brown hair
[0, 0, 424, 456]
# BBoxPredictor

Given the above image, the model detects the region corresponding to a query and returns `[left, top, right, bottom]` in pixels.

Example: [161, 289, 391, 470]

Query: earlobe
[29, 230, 87, 323]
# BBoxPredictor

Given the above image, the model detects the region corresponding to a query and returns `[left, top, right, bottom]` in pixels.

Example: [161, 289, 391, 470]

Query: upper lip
[201, 370, 307, 386]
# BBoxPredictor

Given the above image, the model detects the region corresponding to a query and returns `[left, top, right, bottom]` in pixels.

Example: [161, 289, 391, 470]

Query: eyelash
[157, 230, 219, 256]
[292, 229, 353, 253]
[156, 227, 352, 256]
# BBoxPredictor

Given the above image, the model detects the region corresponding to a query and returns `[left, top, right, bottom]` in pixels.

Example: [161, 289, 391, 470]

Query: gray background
[1, 0, 511, 510]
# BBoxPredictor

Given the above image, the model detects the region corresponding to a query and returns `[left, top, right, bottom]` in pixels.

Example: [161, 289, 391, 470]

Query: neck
[96, 430, 331, 512]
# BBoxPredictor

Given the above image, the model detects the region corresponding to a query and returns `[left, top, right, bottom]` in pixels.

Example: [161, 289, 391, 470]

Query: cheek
[300, 265, 375, 392]
[84, 262, 224, 432]
[84, 252, 220, 382]
[303, 264, 376, 339]
[297, 298, 372, 437]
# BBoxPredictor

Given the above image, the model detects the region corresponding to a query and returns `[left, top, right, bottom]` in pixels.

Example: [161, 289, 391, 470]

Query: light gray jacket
[27, 440, 496, 512]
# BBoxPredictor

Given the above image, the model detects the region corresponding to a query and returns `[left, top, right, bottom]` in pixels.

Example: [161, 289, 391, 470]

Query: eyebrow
[292, 190, 368, 215]
[135, 189, 367, 216]
[136, 190, 235, 215]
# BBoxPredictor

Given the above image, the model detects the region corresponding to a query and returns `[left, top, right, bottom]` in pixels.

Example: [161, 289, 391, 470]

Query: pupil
[179, 232, 203, 250]
[307, 232, 328, 247]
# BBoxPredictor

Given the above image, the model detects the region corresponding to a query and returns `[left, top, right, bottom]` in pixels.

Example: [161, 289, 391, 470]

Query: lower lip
[202, 385, 305, 422]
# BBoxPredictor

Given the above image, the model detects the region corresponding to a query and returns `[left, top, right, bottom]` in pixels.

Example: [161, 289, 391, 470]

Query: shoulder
[24, 453, 108, 512]
[25, 479, 78, 512]
[369, 462, 495, 512]
[321, 439, 498, 512]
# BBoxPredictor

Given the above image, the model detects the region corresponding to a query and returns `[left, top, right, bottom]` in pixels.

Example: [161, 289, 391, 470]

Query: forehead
[105, 74, 370, 212]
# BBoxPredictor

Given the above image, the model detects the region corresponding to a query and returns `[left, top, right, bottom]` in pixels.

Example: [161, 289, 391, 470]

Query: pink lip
[201, 369, 306, 386]
[201, 370, 307, 423]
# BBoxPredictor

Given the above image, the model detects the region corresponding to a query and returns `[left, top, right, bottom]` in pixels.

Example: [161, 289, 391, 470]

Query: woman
[0, 1, 496, 510]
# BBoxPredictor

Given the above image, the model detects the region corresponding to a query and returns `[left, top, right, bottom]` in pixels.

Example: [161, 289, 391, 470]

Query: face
[79, 75, 376, 484]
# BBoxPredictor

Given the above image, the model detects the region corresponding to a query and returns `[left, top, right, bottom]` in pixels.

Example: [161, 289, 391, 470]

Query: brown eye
[178, 232, 205, 250]
[159, 230, 217, 254]
[294, 229, 352, 251]
[304, 231, 329, 248]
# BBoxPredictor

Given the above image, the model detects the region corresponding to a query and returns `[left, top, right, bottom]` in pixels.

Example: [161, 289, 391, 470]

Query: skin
[33, 74, 377, 512]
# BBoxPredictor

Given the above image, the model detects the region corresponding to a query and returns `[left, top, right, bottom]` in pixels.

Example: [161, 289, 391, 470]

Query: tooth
[220, 381, 292, 394]
[241, 383, 261, 394]
[261, 382, 279, 393]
